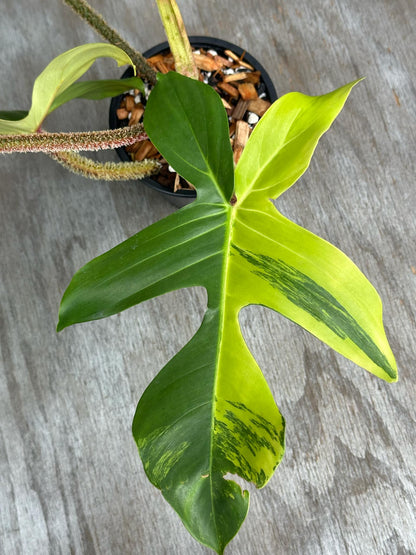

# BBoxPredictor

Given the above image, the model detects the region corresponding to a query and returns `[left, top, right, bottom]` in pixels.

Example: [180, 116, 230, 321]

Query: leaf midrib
[208, 201, 236, 543]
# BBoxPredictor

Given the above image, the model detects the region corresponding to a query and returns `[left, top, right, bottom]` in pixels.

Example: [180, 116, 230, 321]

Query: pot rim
[109, 36, 277, 201]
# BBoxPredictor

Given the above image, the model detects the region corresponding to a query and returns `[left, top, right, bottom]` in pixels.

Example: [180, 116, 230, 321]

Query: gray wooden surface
[1, 0, 415, 553]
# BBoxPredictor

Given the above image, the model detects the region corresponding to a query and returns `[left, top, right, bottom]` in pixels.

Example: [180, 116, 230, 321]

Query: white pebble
[247, 112, 259, 125]
[259, 92, 267, 99]
[208, 49, 218, 56]
[144, 84, 152, 99]
[223, 68, 234, 75]
[194, 49, 201, 55]
[129, 89, 135, 95]
[134, 94, 141, 103]
[168, 165, 175, 173]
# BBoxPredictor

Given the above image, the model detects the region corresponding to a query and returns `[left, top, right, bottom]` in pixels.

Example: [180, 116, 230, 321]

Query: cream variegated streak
[58, 72, 396, 553]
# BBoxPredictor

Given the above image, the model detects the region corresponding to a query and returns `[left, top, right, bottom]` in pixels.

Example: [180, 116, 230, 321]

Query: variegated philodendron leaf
[58, 72, 397, 553]
[0, 76, 143, 125]
[0, 43, 139, 134]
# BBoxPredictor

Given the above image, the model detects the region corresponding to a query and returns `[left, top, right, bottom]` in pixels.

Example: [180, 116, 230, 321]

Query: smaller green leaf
[49, 76, 144, 113]
[0, 43, 135, 135]
[144, 72, 234, 203]
[0, 110, 28, 121]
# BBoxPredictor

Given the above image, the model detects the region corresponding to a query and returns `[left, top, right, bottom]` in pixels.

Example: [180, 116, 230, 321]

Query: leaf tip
[122, 57, 137, 76]
[386, 365, 399, 383]
[352, 76, 366, 88]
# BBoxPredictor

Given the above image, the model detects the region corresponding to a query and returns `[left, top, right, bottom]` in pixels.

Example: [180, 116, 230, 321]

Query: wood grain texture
[1, 0, 415, 553]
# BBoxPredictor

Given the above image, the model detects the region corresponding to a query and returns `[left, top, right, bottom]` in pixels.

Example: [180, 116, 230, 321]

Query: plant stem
[0, 125, 147, 154]
[62, 0, 157, 84]
[155, 0, 198, 79]
[50, 151, 161, 180]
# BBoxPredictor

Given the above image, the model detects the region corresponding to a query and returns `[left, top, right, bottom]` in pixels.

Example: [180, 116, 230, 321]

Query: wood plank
[0, 0, 415, 553]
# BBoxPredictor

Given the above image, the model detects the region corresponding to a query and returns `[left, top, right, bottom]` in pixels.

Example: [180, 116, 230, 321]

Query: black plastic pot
[109, 36, 277, 205]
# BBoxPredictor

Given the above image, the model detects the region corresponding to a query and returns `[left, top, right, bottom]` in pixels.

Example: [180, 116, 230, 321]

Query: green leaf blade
[0, 43, 135, 134]
[230, 202, 397, 382]
[49, 76, 144, 113]
[143, 72, 234, 203]
[235, 79, 363, 204]
[133, 315, 249, 554]
[57, 201, 227, 331]
[133, 307, 284, 553]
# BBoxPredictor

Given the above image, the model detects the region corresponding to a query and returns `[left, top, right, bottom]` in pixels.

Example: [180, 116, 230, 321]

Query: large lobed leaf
[0, 43, 136, 134]
[58, 72, 397, 553]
